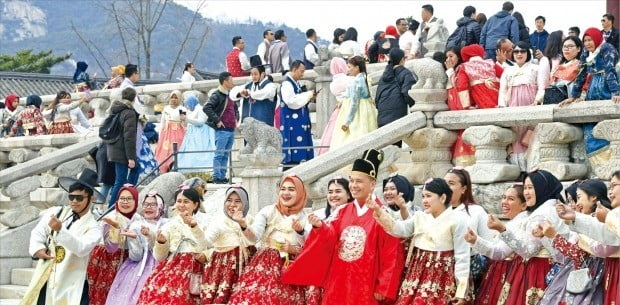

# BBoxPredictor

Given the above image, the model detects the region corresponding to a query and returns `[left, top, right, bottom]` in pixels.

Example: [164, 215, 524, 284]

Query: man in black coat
[375, 48, 416, 147]
[106, 87, 139, 206]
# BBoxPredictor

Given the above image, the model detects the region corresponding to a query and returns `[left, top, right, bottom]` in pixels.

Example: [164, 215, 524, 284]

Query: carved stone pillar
[463, 125, 520, 183]
[593, 119, 620, 179]
[313, 64, 335, 136]
[89, 97, 110, 127]
[535, 122, 587, 180]
[402, 127, 457, 184]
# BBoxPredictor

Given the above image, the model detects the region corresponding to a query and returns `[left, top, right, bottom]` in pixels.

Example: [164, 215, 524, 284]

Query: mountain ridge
[0, 0, 312, 80]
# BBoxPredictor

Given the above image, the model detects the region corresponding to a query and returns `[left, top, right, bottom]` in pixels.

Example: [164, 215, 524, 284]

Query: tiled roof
[0, 72, 182, 99]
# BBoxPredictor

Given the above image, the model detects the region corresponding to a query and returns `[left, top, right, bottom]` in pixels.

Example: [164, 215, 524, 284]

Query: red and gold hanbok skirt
[48, 120, 74, 134]
[136, 252, 203, 305]
[86, 245, 127, 305]
[396, 248, 459, 305]
[603, 257, 619, 305]
[227, 248, 312, 305]
[474, 259, 513, 305]
[497, 256, 553, 305]
[201, 246, 256, 304]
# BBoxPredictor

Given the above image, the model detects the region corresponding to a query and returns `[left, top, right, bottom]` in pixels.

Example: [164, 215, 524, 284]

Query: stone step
[0, 299, 22, 305]
[11, 268, 34, 287]
[0, 285, 27, 300]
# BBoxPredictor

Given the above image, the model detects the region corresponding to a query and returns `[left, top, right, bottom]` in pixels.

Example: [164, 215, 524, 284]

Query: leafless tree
[167, 0, 207, 80]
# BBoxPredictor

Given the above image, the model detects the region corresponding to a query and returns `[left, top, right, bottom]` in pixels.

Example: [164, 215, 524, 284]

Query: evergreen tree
[0, 49, 71, 73]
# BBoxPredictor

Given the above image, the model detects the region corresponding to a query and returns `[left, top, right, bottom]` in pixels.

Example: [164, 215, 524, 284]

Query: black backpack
[99, 113, 122, 143]
[446, 26, 468, 50]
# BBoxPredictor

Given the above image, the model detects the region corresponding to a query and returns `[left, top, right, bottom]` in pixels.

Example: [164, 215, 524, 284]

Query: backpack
[99, 112, 122, 143]
[446, 26, 468, 50]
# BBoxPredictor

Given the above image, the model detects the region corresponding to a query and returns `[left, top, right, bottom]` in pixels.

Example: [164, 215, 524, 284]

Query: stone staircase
[0, 261, 35, 304]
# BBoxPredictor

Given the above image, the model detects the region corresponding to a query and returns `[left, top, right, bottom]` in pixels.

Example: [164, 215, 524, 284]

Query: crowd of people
[21, 151, 620, 305]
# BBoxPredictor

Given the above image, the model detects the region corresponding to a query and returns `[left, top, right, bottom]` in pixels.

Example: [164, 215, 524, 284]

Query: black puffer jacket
[447, 17, 482, 49]
[375, 65, 416, 127]
[106, 99, 137, 165]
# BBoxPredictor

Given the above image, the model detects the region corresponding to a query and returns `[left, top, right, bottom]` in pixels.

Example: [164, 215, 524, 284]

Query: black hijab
[524, 170, 564, 212]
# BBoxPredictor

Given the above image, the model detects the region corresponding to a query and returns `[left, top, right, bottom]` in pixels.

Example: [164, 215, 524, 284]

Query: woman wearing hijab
[487, 169, 569, 305]
[6, 95, 46, 137]
[155, 90, 187, 173]
[201, 186, 256, 304]
[87, 185, 139, 305]
[73, 61, 97, 91]
[375, 48, 416, 147]
[382, 174, 416, 220]
[535, 179, 614, 305]
[227, 175, 313, 305]
[136, 187, 207, 305]
[560, 27, 620, 169]
[177, 95, 215, 173]
[377, 25, 400, 62]
[370, 178, 470, 305]
[105, 191, 168, 305]
[2, 94, 24, 136]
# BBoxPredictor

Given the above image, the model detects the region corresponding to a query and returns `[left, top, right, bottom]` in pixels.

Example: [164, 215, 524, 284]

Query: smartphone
[315, 88, 322, 94]
[179, 109, 186, 115]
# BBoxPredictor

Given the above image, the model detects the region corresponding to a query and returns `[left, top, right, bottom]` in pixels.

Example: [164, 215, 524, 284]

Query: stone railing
[0, 133, 100, 228]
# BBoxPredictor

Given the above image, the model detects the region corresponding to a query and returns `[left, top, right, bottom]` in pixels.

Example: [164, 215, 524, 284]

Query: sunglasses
[68, 194, 85, 202]
[513, 49, 528, 54]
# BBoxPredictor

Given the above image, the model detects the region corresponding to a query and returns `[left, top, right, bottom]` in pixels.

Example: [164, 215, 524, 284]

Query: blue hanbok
[177, 96, 216, 173]
[279, 75, 314, 164]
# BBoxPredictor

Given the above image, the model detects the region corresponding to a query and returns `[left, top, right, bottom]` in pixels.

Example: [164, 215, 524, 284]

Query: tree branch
[70, 22, 108, 78]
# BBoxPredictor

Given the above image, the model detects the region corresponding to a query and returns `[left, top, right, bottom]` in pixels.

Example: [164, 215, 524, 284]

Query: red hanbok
[86, 245, 127, 305]
[474, 259, 513, 305]
[282, 199, 405, 305]
[446, 66, 475, 166]
[136, 253, 203, 305]
[497, 256, 553, 305]
[201, 246, 256, 304]
[603, 257, 619, 305]
[456, 57, 502, 109]
[227, 248, 310, 305]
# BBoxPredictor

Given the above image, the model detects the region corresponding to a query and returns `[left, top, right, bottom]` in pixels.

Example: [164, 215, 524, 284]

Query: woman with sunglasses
[227, 175, 314, 305]
[200, 186, 256, 304]
[314, 177, 352, 220]
[105, 191, 167, 305]
[370, 178, 470, 305]
[136, 187, 207, 305]
[488, 169, 569, 305]
[498, 41, 547, 172]
[464, 184, 528, 305]
[445, 167, 494, 291]
[87, 185, 139, 305]
[533, 179, 614, 305]
[43, 90, 89, 134]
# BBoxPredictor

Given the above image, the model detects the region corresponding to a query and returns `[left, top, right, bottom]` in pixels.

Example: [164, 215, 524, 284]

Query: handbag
[543, 85, 568, 104]
[566, 267, 592, 294]
[189, 272, 202, 295]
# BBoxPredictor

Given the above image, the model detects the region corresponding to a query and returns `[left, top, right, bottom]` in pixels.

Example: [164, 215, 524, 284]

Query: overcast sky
[177, 0, 607, 43]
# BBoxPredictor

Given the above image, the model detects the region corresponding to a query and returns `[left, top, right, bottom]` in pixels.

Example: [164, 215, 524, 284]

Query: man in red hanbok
[282, 149, 405, 305]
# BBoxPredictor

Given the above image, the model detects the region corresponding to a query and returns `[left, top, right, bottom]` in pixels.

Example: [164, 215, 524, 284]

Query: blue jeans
[108, 162, 139, 207]
[213, 129, 235, 180]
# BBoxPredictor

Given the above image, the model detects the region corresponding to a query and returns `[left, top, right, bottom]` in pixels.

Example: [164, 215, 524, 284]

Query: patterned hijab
[143, 190, 166, 220]
[4, 94, 19, 111]
[275, 175, 307, 216]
